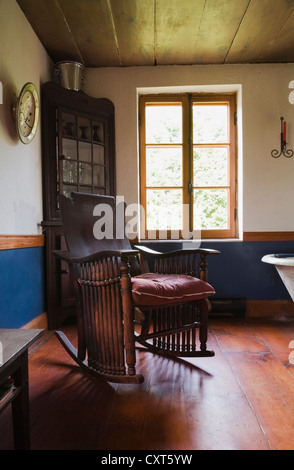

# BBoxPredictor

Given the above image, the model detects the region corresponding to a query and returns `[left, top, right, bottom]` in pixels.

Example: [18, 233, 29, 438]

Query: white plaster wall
[85, 63, 294, 235]
[0, 0, 52, 234]
[2, 1, 293, 236]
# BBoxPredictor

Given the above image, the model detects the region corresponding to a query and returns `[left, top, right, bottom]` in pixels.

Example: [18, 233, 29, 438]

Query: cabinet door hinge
[234, 112, 237, 125]
[234, 207, 238, 220]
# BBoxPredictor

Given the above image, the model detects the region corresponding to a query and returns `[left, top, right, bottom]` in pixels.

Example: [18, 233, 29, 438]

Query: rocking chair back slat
[153, 253, 198, 277]
[78, 257, 126, 376]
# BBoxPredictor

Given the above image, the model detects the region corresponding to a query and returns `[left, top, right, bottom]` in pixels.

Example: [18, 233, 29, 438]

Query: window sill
[137, 238, 243, 244]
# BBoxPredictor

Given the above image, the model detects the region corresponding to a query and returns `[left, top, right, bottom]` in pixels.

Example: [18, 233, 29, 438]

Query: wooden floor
[1, 317, 294, 451]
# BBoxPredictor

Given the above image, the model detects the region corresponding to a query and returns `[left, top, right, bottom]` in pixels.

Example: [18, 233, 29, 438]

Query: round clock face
[16, 83, 39, 144]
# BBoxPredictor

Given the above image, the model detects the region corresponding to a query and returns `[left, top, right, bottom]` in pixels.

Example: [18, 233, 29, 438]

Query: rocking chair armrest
[134, 245, 220, 259]
[53, 248, 139, 264]
[52, 250, 73, 263]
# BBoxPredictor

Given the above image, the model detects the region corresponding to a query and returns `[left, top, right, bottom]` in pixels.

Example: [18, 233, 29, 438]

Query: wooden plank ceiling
[17, 0, 294, 67]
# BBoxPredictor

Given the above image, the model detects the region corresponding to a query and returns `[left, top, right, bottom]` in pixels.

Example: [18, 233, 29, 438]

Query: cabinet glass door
[58, 111, 107, 199]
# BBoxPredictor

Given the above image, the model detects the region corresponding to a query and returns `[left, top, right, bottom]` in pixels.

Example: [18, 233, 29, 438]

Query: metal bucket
[54, 61, 86, 91]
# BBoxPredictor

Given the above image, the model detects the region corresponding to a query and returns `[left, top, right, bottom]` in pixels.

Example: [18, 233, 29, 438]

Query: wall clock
[15, 82, 40, 144]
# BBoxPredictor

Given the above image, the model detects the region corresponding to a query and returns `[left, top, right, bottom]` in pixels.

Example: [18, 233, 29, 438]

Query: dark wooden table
[0, 328, 43, 450]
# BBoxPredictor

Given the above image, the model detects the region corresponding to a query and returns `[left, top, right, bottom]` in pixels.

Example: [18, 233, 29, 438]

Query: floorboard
[1, 318, 294, 450]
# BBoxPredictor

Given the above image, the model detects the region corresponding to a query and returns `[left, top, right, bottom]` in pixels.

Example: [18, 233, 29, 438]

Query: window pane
[193, 105, 228, 143]
[193, 147, 228, 187]
[146, 147, 182, 187]
[146, 189, 182, 230]
[194, 189, 228, 229]
[146, 105, 182, 143]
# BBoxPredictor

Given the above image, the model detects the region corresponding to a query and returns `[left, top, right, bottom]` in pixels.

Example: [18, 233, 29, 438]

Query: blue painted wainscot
[0, 246, 45, 328]
[1, 237, 293, 328]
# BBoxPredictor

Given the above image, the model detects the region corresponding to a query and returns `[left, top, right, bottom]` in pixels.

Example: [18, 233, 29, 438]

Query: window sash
[139, 93, 237, 240]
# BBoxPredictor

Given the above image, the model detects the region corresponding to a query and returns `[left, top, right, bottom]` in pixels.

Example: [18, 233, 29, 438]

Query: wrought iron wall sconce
[271, 117, 294, 158]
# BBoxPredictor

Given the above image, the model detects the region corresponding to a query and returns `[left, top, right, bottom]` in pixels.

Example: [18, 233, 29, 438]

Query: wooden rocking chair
[53, 192, 220, 384]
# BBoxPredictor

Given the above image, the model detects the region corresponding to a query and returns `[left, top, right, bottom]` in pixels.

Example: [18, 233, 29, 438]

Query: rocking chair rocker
[54, 192, 220, 384]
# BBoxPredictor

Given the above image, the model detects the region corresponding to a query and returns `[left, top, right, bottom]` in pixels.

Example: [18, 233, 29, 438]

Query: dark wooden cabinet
[41, 82, 116, 329]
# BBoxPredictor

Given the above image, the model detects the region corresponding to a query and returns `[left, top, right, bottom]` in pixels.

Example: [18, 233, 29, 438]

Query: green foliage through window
[140, 94, 236, 238]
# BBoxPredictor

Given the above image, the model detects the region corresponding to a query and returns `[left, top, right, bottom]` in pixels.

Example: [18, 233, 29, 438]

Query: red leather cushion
[131, 273, 215, 306]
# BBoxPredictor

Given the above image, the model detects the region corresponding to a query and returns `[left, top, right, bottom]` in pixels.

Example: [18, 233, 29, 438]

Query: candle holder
[271, 117, 294, 158]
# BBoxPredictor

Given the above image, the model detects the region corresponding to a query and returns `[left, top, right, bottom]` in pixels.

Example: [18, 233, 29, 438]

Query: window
[139, 94, 237, 240]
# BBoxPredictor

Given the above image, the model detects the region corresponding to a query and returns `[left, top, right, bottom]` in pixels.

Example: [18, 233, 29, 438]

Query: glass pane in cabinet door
[92, 121, 104, 143]
[56, 137, 59, 181]
[62, 139, 77, 160]
[79, 141, 91, 162]
[62, 113, 76, 137]
[79, 163, 92, 185]
[93, 165, 105, 186]
[63, 159, 77, 183]
[63, 184, 78, 197]
[93, 188, 106, 195]
[78, 117, 91, 140]
[79, 186, 93, 194]
[93, 145, 104, 164]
